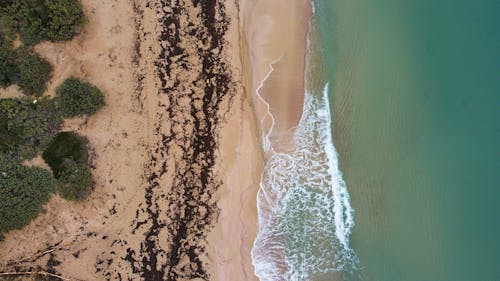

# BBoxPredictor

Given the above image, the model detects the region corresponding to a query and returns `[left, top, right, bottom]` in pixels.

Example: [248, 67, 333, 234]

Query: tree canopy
[0, 41, 17, 87]
[57, 159, 93, 201]
[42, 131, 88, 176]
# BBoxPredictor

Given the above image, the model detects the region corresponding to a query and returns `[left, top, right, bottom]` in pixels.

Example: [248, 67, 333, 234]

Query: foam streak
[252, 84, 357, 281]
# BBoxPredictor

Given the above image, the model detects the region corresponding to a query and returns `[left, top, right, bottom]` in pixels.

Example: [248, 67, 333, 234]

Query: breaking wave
[252, 84, 358, 281]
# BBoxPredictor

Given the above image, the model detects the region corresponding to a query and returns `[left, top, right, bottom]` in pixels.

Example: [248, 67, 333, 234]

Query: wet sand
[242, 0, 312, 151]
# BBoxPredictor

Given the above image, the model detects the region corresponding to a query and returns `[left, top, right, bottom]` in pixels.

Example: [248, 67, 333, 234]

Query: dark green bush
[55, 77, 105, 118]
[18, 1, 46, 45]
[42, 131, 88, 177]
[0, 98, 62, 161]
[0, 1, 20, 41]
[42, 131, 93, 200]
[56, 159, 92, 201]
[0, 164, 57, 232]
[0, 41, 17, 87]
[16, 48, 53, 96]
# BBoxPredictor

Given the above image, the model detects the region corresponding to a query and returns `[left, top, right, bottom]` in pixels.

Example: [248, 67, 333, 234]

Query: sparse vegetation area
[0, 0, 103, 234]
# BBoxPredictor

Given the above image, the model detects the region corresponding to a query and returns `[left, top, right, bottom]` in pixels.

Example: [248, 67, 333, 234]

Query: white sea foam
[252, 84, 357, 281]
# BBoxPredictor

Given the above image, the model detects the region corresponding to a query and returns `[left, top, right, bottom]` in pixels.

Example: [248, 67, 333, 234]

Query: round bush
[55, 77, 105, 118]
[0, 165, 57, 232]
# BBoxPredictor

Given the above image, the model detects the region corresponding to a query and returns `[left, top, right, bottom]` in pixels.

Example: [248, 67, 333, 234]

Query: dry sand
[0, 0, 311, 280]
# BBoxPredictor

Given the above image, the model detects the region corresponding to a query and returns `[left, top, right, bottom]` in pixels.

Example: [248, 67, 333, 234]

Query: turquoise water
[315, 0, 499, 280]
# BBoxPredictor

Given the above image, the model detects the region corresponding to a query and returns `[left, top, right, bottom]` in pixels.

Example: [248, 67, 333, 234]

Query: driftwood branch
[7, 248, 56, 266]
[0, 271, 70, 280]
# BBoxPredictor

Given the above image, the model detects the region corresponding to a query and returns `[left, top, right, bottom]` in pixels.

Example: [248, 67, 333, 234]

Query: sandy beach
[242, 0, 312, 152]
[0, 0, 311, 280]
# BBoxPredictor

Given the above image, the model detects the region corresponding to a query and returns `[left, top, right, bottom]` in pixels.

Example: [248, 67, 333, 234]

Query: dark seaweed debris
[124, 0, 234, 280]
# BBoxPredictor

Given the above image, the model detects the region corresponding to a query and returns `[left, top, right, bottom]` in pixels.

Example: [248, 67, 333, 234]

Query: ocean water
[314, 0, 500, 281]
[252, 0, 498, 280]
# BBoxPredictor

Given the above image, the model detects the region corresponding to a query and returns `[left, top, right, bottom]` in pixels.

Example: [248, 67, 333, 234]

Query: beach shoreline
[242, 0, 312, 152]
[238, 0, 312, 279]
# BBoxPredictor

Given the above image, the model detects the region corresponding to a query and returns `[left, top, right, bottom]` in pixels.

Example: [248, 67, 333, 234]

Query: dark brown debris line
[123, 0, 234, 280]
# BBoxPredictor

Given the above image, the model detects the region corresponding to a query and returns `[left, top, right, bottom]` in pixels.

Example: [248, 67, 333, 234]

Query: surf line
[320, 83, 355, 252]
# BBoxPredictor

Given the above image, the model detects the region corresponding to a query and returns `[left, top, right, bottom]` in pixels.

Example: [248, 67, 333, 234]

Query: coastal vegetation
[16, 48, 53, 96]
[43, 132, 93, 201]
[0, 42, 53, 96]
[55, 77, 105, 118]
[0, 0, 101, 234]
[0, 162, 57, 233]
[0, 0, 84, 45]
[0, 98, 62, 161]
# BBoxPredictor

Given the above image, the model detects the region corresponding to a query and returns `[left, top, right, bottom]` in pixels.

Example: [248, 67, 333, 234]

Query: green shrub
[0, 1, 20, 41]
[55, 77, 105, 118]
[44, 0, 84, 41]
[42, 131, 93, 200]
[2, 0, 84, 45]
[42, 131, 88, 177]
[0, 164, 57, 233]
[57, 159, 92, 200]
[18, 1, 45, 45]
[0, 98, 62, 161]
[0, 152, 19, 171]
[16, 48, 53, 96]
[0, 41, 18, 87]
